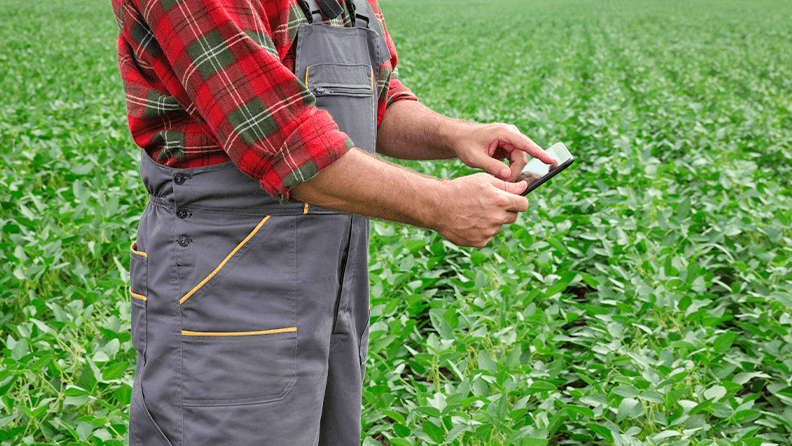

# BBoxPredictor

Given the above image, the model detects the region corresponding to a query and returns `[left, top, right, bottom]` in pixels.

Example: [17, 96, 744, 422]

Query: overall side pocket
[130, 382, 174, 446]
[130, 241, 148, 363]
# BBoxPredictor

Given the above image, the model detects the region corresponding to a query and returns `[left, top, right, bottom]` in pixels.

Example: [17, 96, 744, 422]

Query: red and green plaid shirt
[112, 0, 416, 201]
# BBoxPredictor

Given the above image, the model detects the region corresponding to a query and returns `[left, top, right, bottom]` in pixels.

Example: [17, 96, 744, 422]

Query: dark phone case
[520, 158, 575, 196]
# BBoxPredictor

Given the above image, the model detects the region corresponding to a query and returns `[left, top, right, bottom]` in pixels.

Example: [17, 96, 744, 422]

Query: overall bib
[128, 1, 390, 444]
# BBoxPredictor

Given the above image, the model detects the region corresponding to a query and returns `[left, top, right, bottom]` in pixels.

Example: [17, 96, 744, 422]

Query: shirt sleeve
[368, 0, 418, 123]
[123, 0, 352, 201]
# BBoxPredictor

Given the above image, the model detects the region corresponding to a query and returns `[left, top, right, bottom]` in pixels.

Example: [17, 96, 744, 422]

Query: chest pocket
[306, 63, 376, 153]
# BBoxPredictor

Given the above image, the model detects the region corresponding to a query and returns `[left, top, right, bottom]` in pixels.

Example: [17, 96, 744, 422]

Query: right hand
[432, 173, 529, 248]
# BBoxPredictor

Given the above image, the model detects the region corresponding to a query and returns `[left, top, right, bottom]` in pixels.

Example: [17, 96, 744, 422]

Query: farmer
[113, 0, 556, 444]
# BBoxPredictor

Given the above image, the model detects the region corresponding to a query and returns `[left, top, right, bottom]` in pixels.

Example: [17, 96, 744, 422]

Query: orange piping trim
[130, 289, 147, 301]
[130, 241, 147, 258]
[305, 66, 310, 88]
[179, 216, 271, 304]
[182, 327, 297, 336]
[303, 203, 309, 214]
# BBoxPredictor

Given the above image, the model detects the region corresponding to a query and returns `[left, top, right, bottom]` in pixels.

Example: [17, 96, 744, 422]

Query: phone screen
[519, 142, 574, 196]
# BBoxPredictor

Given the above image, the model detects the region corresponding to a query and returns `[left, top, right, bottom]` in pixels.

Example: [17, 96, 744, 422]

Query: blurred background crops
[1, 0, 791, 445]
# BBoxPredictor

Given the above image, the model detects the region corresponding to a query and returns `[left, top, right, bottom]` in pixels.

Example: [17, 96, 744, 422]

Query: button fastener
[174, 173, 187, 185]
[177, 209, 189, 219]
[177, 235, 191, 247]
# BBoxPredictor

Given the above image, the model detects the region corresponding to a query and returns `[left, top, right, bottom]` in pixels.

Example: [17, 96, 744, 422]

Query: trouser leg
[318, 217, 370, 446]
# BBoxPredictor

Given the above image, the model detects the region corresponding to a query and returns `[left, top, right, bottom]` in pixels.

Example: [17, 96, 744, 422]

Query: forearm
[376, 100, 468, 160]
[292, 148, 442, 230]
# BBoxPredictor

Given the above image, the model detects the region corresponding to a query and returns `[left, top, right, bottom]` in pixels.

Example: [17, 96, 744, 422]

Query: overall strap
[301, 0, 343, 21]
[350, 0, 390, 62]
[300, 0, 377, 29]
[298, 0, 391, 63]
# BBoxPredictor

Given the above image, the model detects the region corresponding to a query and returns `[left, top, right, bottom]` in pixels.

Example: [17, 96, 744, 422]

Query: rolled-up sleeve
[122, 0, 351, 200]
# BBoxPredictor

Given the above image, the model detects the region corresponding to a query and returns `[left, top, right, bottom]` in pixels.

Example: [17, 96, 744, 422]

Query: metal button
[177, 235, 191, 247]
[177, 210, 188, 219]
[174, 173, 187, 185]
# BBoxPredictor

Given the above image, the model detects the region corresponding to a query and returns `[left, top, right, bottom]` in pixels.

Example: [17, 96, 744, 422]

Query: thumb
[491, 177, 528, 196]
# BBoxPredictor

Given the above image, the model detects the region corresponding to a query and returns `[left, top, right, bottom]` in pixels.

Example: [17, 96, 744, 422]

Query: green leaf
[638, 391, 665, 404]
[113, 385, 132, 405]
[617, 398, 642, 422]
[10, 338, 29, 361]
[381, 409, 405, 424]
[713, 332, 737, 353]
[429, 311, 455, 340]
[101, 361, 129, 381]
[64, 386, 90, 397]
[703, 385, 727, 401]
[445, 423, 470, 443]
[611, 385, 641, 398]
[421, 420, 445, 444]
[478, 351, 497, 375]
[586, 423, 614, 442]
[526, 381, 557, 393]
[545, 277, 569, 297]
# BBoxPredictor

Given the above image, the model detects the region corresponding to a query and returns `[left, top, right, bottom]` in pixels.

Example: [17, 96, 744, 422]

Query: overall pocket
[306, 63, 377, 153]
[178, 215, 299, 406]
[181, 328, 297, 406]
[130, 242, 148, 363]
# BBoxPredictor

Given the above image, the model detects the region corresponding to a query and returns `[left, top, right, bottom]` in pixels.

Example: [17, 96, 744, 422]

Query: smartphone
[519, 142, 574, 196]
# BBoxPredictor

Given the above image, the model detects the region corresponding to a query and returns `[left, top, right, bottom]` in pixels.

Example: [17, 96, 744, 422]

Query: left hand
[452, 123, 558, 182]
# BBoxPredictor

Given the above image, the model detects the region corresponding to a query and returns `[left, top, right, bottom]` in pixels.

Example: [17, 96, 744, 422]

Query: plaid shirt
[112, 0, 416, 201]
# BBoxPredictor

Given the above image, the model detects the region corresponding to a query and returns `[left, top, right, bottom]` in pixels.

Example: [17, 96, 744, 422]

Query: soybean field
[1, 0, 791, 445]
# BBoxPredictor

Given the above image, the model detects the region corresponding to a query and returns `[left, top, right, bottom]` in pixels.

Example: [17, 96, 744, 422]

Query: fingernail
[501, 167, 510, 178]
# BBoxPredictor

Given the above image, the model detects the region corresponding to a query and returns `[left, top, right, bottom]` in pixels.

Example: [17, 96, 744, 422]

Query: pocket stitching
[130, 242, 148, 362]
[181, 327, 296, 337]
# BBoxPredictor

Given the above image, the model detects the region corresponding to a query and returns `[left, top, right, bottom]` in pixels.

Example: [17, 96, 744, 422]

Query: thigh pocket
[181, 328, 297, 406]
[130, 242, 148, 362]
[306, 63, 376, 153]
[178, 216, 298, 406]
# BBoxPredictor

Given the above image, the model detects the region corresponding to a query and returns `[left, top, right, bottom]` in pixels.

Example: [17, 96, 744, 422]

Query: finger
[507, 147, 528, 180]
[473, 237, 492, 249]
[503, 210, 519, 225]
[496, 126, 557, 167]
[472, 149, 513, 180]
[492, 177, 528, 196]
[491, 180, 530, 212]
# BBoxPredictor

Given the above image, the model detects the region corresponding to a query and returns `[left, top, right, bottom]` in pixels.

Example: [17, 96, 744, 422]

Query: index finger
[497, 127, 558, 168]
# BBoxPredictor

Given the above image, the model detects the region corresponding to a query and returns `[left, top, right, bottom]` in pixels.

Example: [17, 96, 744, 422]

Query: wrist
[415, 177, 448, 233]
[435, 116, 472, 159]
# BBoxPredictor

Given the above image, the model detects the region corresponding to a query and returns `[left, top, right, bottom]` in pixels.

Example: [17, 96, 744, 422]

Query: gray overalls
[128, 1, 390, 444]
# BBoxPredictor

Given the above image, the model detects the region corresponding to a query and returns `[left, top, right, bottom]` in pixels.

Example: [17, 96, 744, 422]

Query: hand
[451, 123, 558, 181]
[432, 173, 529, 247]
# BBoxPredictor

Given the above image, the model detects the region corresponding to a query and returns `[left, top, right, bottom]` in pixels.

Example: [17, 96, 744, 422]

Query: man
[115, 0, 556, 445]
